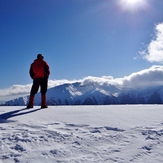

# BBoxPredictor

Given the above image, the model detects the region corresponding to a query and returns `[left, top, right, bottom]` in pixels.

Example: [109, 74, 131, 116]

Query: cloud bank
[141, 23, 163, 63]
[0, 79, 79, 102]
[1, 65, 163, 102]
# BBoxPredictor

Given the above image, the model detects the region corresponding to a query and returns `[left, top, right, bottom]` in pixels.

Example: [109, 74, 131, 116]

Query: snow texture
[0, 105, 163, 163]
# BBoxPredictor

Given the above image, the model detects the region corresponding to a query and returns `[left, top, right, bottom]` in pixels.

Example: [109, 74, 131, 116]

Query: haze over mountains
[2, 65, 163, 106]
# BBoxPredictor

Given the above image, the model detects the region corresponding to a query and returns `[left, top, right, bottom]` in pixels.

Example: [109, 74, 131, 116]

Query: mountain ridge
[2, 80, 163, 106]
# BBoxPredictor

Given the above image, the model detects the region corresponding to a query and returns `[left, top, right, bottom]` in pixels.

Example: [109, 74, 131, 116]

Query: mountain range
[2, 80, 163, 106]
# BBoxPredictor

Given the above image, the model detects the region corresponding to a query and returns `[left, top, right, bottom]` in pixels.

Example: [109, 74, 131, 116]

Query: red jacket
[29, 58, 50, 79]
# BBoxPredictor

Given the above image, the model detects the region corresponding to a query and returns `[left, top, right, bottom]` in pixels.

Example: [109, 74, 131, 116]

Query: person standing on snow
[27, 54, 50, 108]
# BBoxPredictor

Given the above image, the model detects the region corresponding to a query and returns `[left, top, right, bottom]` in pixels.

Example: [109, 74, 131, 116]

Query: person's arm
[44, 62, 50, 78]
[29, 64, 35, 79]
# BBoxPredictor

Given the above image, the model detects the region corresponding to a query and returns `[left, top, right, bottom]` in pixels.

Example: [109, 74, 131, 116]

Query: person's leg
[27, 94, 35, 108]
[41, 94, 47, 108]
[40, 78, 48, 108]
[27, 79, 40, 108]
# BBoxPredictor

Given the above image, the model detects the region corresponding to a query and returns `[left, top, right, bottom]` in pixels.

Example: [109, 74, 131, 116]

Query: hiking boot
[27, 105, 33, 109]
[41, 105, 48, 109]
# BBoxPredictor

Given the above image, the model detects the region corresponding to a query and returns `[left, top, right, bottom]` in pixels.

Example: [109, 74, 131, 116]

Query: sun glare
[125, 0, 142, 4]
[119, 0, 147, 11]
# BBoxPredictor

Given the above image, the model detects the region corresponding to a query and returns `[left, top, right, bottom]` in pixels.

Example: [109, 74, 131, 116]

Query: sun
[124, 0, 145, 7]
[125, 0, 142, 5]
[119, 0, 147, 11]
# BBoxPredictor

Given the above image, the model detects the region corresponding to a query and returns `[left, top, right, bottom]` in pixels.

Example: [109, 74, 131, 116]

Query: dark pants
[30, 78, 48, 95]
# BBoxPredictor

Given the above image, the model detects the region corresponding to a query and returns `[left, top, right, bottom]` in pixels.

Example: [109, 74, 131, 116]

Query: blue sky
[1, 0, 163, 101]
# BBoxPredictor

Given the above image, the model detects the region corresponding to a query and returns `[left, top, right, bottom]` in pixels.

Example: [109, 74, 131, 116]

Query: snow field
[0, 105, 163, 163]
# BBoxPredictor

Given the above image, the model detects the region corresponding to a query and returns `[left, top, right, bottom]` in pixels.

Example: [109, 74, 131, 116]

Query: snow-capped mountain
[2, 80, 163, 106]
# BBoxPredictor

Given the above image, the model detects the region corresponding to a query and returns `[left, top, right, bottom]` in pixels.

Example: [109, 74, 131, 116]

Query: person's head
[37, 54, 44, 59]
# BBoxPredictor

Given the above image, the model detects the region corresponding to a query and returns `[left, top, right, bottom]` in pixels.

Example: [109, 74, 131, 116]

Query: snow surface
[0, 105, 163, 163]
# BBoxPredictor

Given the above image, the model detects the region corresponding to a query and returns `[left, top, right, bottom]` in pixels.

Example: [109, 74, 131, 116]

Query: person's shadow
[0, 108, 41, 123]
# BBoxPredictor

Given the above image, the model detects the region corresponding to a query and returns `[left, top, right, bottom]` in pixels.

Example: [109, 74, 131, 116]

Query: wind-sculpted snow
[0, 105, 163, 162]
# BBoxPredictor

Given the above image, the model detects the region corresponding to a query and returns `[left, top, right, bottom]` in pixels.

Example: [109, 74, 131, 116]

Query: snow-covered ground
[0, 105, 163, 163]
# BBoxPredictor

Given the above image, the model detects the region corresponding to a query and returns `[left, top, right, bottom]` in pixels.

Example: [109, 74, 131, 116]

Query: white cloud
[0, 84, 31, 97]
[1, 65, 163, 102]
[140, 23, 163, 63]
[48, 79, 80, 88]
[80, 76, 123, 86]
[0, 79, 80, 101]
[0, 84, 32, 102]
[80, 65, 163, 88]
[121, 65, 163, 87]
